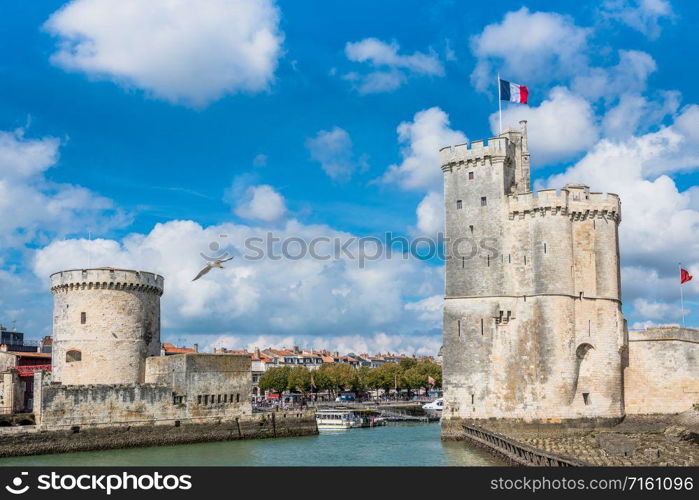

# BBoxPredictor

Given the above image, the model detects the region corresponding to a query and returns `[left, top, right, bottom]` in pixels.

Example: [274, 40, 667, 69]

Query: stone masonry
[441, 121, 627, 425]
[50, 268, 163, 385]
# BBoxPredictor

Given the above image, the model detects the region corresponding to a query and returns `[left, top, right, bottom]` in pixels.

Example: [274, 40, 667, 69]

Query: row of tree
[258, 358, 442, 398]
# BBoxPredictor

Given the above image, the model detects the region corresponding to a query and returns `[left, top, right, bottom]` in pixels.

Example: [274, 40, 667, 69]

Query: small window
[230, 394, 234, 402]
[543, 243, 547, 254]
[456, 200, 462, 209]
[217, 394, 221, 403]
[582, 393, 590, 405]
[468, 171, 474, 180]
[224, 394, 228, 403]
[236, 394, 240, 403]
[198, 395, 202, 405]
[80, 312, 86, 324]
[481, 197, 487, 206]
[480, 318, 484, 336]
[457, 319, 461, 337]
[469, 225, 474, 233]
[66, 350, 82, 363]
[204, 395, 209, 405]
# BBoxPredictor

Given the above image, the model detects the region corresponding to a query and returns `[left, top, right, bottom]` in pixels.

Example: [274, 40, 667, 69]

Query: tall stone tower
[50, 268, 163, 385]
[440, 121, 627, 428]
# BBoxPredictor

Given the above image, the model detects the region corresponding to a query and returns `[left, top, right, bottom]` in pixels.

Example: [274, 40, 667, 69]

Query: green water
[0, 423, 502, 466]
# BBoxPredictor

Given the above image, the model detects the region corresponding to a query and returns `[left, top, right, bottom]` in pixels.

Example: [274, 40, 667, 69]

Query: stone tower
[50, 268, 164, 385]
[440, 121, 627, 427]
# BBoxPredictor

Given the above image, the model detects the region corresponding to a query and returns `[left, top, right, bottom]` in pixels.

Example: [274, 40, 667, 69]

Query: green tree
[374, 363, 402, 398]
[402, 366, 425, 398]
[287, 366, 311, 393]
[399, 358, 417, 371]
[258, 366, 291, 398]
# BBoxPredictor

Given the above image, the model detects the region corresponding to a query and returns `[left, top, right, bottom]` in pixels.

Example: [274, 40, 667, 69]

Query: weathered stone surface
[624, 327, 699, 415]
[0, 411, 317, 458]
[440, 123, 626, 424]
[50, 268, 163, 385]
[595, 433, 637, 456]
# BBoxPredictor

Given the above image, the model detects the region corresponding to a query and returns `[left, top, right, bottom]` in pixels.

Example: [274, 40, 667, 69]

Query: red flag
[681, 268, 693, 284]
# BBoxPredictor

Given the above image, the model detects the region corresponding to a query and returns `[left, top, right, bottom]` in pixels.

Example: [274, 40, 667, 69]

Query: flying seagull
[192, 256, 234, 281]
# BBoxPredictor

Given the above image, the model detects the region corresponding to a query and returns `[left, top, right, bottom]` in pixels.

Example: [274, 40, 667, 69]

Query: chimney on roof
[255, 347, 261, 357]
[193, 343, 199, 353]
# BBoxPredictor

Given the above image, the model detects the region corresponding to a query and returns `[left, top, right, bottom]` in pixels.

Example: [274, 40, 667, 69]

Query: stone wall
[624, 327, 699, 415]
[145, 353, 253, 419]
[35, 353, 253, 430]
[50, 268, 163, 386]
[0, 411, 317, 458]
[440, 122, 626, 424]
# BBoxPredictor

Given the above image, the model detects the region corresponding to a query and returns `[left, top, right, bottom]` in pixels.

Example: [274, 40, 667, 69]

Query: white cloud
[202, 332, 442, 356]
[602, 92, 680, 139]
[305, 127, 366, 182]
[414, 192, 444, 236]
[490, 86, 598, 165]
[470, 7, 590, 92]
[344, 38, 443, 94]
[33, 219, 443, 345]
[544, 106, 699, 325]
[0, 128, 126, 247]
[632, 298, 685, 320]
[404, 294, 443, 326]
[602, 0, 675, 39]
[233, 184, 286, 222]
[572, 50, 657, 103]
[383, 107, 466, 191]
[44, 0, 284, 107]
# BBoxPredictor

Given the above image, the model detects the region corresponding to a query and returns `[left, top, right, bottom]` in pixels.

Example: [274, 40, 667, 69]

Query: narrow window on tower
[508, 254, 511, 263]
[524, 255, 527, 265]
[469, 171, 474, 180]
[471, 394, 474, 404]
[487, 255, 490, 267]
[588, 319, 591, 336]
[469, 225, 474, 233]
[80, 312, 86, 324]
[480, 318, 484, 336]
[544, 243, 547, 254]
[461, 256, 465, 268]
[456, 200, 462, 209]
[457, 320, 461, 337]
[481, 196, 487, 206]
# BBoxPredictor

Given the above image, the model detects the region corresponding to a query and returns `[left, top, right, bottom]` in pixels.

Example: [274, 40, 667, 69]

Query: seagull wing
[192, 265, 212, 281]
[217, 256, 234, 264]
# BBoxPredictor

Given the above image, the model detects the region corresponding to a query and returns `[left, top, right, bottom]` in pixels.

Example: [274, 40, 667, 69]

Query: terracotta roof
[321, 356, 334, 363]
[8, 351, 51, 359]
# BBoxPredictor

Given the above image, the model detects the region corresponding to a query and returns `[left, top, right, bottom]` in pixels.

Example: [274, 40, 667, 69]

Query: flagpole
[497, 72, 502, 134]
[679, 262, 686, 327]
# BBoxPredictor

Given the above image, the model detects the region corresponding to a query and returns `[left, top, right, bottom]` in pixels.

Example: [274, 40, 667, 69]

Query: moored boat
[315, 409, 386, 430]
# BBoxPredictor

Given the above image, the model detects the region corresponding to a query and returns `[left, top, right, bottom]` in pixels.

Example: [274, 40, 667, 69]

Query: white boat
[422, 398, 444, 413]
[315, 409, 385, 431]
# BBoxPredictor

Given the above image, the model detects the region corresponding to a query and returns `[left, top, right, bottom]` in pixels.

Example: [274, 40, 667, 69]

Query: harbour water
[0, 423, 503, 466]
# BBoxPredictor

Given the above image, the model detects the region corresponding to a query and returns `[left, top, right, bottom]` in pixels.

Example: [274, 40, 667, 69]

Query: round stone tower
[50, 268, 164, 385]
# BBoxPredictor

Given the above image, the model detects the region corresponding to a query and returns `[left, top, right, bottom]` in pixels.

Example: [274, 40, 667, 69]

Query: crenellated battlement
[50, 268, 164, 296]
[439, 136, 514, 171]
[507, 184, 621, 222]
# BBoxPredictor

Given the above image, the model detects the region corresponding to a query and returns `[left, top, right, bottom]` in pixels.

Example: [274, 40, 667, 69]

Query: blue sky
[0, 0, 697, 353]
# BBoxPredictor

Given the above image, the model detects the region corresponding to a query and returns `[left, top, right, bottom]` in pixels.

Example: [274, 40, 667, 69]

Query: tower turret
[50, 268, 163, 385]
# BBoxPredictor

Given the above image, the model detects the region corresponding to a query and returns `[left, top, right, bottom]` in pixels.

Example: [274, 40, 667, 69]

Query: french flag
[499, 79, 528, 104]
